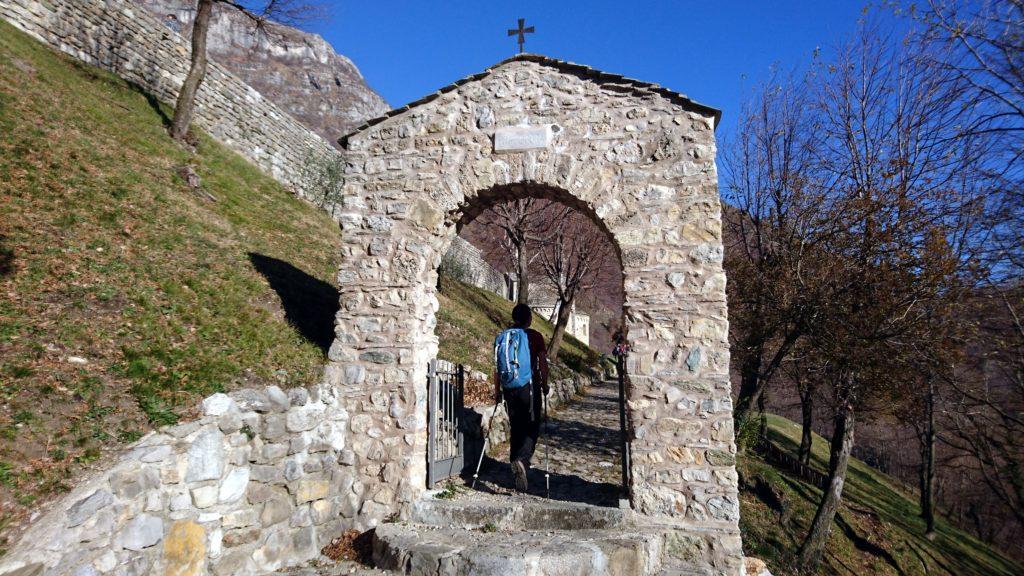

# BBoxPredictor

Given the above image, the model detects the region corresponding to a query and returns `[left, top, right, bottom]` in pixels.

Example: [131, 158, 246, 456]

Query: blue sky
[304, 1, 902, 139]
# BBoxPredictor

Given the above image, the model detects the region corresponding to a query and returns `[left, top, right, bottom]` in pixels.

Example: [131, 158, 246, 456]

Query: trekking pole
[544, 391, 550, 499]
[472, 394, 503, 489]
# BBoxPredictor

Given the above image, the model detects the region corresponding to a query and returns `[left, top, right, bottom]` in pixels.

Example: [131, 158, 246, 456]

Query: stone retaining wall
[0, 0, 338, 191]
[441, 236, 509, 299]
[0, 384, 355, 576]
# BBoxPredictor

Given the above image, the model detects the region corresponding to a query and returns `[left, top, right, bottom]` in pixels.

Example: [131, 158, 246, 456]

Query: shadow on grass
[0, 236, 13, 277]
[248, 253, 338, 354]
[126, 81, 171, 127]
[836, 513, 907, 575]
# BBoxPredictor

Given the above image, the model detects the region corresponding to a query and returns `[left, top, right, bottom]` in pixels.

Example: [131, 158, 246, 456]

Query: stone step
[372, 522, 665, 576]
[411, 497, 626, 531]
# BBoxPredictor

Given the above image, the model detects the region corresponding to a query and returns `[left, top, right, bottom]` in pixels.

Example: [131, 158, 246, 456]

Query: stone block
[292, 478, 329, 504]
[286, 405, 324, 433]
[117, 514, 163, 551]
[191, 486, 218, 509]
[202, 393, 236, 417]
[185, 428, 224, 483]
[67, 489, 113, 528]
[218, 468, 250, 504]
[161, 519, 205, 576]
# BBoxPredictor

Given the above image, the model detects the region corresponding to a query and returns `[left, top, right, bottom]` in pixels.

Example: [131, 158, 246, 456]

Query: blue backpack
[494, 328, 532, 390]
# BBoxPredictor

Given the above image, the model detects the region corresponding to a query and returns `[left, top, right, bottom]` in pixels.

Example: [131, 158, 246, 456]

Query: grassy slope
[0, 19, 341, 538]
[739, 414, 1022, 576]
[436, 275, 601, 403]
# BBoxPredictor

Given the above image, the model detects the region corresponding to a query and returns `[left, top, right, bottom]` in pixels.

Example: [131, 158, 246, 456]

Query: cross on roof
[507, 18, 534, 54]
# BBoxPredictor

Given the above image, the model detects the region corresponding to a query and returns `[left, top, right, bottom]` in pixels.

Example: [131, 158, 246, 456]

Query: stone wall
[0, 0, 338, 191]
[326, 55, 742, 574]
[441, 236, 509, 298]
[0, 384, 356, 575]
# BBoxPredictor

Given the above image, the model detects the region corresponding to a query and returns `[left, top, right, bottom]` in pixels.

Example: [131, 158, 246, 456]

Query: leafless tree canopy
[538, 210, 614, 360]
[722, 11, 1014, 567]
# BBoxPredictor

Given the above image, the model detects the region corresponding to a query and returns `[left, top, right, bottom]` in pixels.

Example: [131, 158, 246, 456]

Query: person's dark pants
[503, 381, 543, 468]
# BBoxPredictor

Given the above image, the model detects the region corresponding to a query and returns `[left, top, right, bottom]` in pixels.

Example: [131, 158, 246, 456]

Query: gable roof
[337, 53, 722, 147]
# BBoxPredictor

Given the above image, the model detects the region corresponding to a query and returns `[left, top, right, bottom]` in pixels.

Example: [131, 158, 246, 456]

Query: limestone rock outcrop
[137, 0, 389, 147]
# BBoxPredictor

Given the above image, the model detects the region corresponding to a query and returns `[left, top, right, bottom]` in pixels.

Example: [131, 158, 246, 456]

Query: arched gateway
[326, 54, 742, 573]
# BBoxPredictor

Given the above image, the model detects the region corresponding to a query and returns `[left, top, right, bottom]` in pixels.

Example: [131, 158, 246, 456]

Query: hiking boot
[512, 460, 528, 492]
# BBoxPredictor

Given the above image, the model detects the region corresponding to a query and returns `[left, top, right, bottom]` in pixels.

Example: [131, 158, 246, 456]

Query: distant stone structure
[529, 295, 591, 346]
[440, 236, 510, 298]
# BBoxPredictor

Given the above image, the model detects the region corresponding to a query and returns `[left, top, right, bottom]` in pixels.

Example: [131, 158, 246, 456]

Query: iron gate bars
[427, 359, 465, 487]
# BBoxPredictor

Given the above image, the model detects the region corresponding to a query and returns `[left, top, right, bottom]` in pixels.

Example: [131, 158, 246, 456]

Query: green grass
[436, 275, 600, 402]
[739, 414, 1023, 576]
[0, 18, 341, 539]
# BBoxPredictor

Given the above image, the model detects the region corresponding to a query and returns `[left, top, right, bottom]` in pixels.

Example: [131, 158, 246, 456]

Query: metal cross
[507, 18, 534, 53]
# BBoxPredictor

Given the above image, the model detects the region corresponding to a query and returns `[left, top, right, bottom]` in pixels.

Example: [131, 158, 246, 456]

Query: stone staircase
[371, 495, 698, 576]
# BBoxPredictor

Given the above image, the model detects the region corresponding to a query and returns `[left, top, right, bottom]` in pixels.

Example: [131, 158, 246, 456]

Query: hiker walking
[493, 304, 549, 492]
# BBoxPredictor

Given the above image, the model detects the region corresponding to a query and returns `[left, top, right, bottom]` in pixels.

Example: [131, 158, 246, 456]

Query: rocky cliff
[137, 0, 389, 146]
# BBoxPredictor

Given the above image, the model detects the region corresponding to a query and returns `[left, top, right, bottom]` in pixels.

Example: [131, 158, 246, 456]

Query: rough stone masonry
[325, 54, 742, 574]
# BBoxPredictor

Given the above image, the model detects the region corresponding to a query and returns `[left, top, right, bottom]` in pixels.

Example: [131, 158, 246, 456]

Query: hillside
[0, 18, 343, 544]
[739, 414, 1023, 576]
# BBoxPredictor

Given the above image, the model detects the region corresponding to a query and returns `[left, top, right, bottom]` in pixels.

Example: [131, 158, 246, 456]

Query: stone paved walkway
[270, 379, 626, 575]
[463, 377, 624, 507]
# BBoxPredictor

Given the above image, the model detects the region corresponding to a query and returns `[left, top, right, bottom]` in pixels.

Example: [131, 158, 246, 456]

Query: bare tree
[538, 211, 613, 361]
[909, 0, 1024, 548]
[720, 71, 822, 445]
[475, 199, 567, 305]
[170, 0, 322, 142]
[794, 22, 983, 568]
[943, 287, 1024, 533]
[781, 349, 826, 468]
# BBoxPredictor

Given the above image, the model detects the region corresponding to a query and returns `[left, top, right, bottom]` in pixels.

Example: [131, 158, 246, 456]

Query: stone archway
[324, 54, 742, 573]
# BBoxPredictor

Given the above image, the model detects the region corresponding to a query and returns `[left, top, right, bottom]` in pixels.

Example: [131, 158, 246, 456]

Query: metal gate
[426, 359, 465, 487]
[617, 353, 633, 498]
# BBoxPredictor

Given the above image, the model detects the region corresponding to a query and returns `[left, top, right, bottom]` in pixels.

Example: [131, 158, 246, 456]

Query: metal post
[427, 359, 437, 488]
[617, 353, 630, 498]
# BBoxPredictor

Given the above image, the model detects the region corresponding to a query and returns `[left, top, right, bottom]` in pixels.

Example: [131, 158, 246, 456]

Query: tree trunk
[170, 0, 213, 141]
[515, 243, 529, 305]
[920, 377, 937, 538]
[798, 380, 815, 467]
[733, 344, 765, 448]
[547, 296, 574, 362]
[757, 389, 768, 442]
[798, 397, 856, 570]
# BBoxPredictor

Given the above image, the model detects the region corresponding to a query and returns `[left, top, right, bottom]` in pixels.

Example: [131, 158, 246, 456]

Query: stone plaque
[493, 125, 558, 152]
